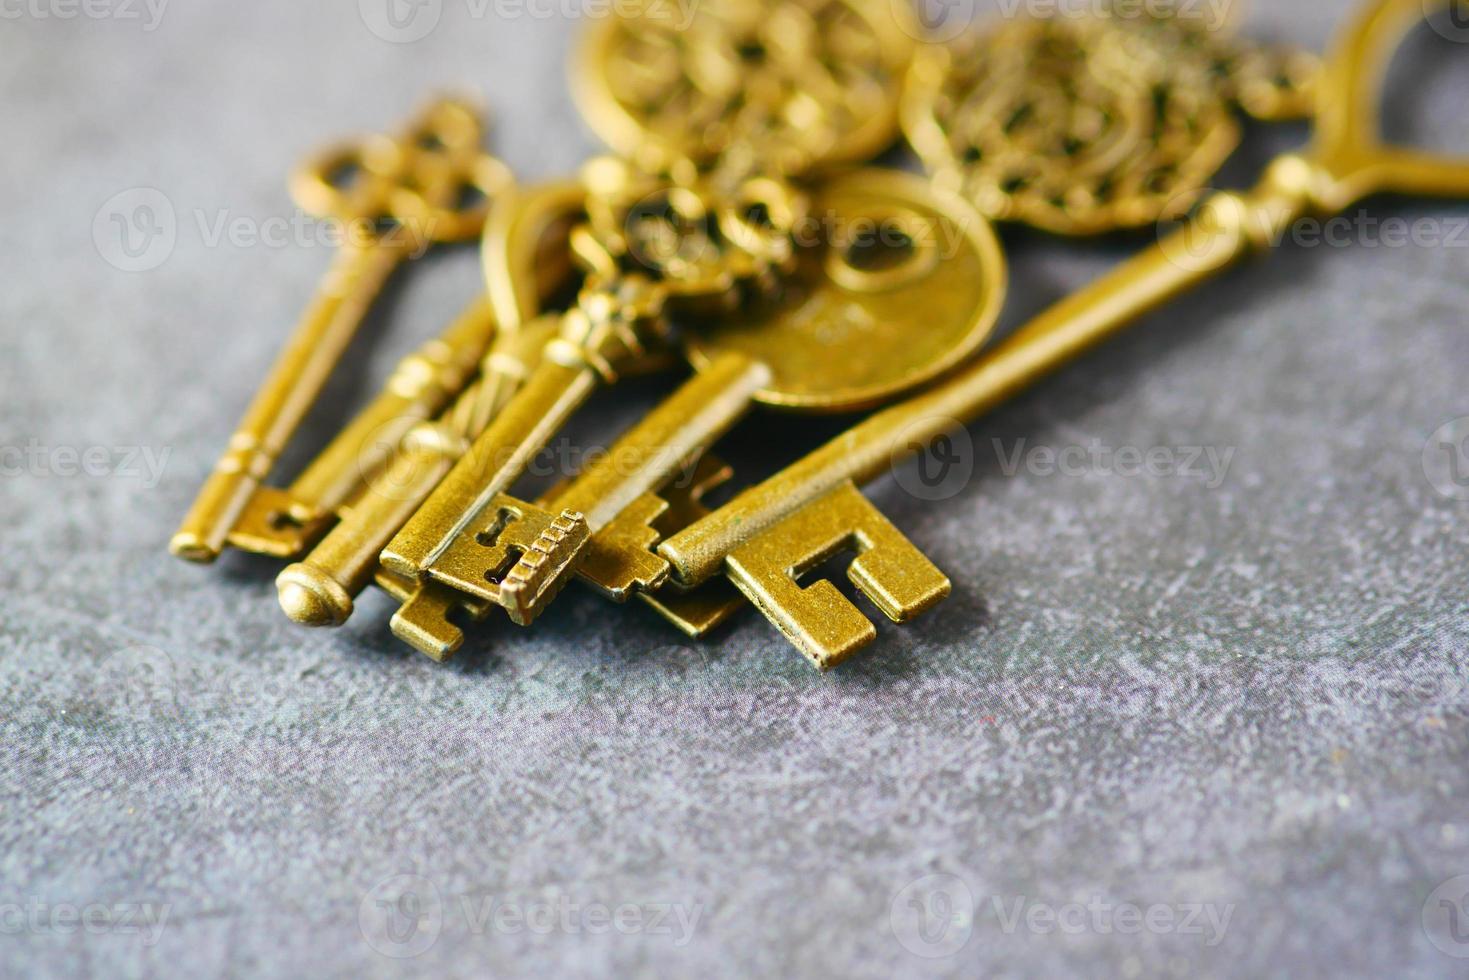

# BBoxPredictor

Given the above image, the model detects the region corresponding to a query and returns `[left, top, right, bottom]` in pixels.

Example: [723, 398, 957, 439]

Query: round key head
[572, 0, 917, 179]
[682, 167, 1007, 412]
[902, 9, 1317, 235]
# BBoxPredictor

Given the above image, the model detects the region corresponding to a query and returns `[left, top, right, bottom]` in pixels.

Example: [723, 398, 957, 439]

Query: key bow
[291, 98, 512, 247]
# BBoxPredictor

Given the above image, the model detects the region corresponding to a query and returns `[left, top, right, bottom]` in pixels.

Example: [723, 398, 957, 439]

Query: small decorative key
[650, 0, 1469, 669]
[170, 99, 512, 563]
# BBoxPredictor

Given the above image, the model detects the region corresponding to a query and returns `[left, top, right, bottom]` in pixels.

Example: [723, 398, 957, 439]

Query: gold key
[383, 166, 1007, 659]
[272, 180, 587, 626]
[390, 352, 772, 659]
[170, 98, 512, 563]
[651, 0, 1469, 669]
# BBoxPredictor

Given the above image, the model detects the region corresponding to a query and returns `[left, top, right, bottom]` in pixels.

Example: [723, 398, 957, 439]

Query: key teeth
[497, 509, 590, 625]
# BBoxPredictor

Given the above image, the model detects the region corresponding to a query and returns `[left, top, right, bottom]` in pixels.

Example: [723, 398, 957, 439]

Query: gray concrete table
[3, 1, 1469, 976]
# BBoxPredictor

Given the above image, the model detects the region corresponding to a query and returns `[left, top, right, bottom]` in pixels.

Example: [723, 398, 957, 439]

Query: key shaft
[171, 239, 409, 562]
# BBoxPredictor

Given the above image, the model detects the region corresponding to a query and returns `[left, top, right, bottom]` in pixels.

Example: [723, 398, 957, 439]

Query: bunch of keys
[360, 0, 1327, 665]
[172, 0, 1469, 674]
[627, 0, 1469, 668]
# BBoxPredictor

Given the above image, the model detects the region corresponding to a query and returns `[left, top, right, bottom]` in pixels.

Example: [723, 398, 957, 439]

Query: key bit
[577, 452, 733, 601]
[639, 579, 748, 638]
[725, 480, 950, 671]
[427, 497, 590, 626]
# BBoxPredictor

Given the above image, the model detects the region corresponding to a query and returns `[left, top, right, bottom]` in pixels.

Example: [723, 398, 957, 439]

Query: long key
[269, 179, 590, 623]
[645, 0, 1469, 668]
[391, 352, 771, 659]
[170, 99, 511, 563]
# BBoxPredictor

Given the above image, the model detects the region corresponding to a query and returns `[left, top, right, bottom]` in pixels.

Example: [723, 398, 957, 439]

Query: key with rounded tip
[170, 98, 512, 564]
[269, 179, 589, 625]
[275, 313, 563, 628]
[648, 0, 1469, 669]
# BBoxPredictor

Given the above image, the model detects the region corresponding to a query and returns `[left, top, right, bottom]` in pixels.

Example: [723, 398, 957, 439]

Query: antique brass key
[170, 99, 511, 563]
[653, 0, 1469, 669]
[272, 180, 585, 626]
[224, 299, 499, 559]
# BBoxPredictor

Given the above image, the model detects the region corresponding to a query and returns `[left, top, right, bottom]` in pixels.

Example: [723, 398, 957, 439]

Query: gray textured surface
[5, 1, 1469, 977]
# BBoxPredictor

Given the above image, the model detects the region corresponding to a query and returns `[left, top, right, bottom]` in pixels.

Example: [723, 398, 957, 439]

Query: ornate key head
[683, 168, 1007, 412]
[573, 0, 917, 181]
[290, 98, 513, 245]
[903, 4, 1319, 234]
